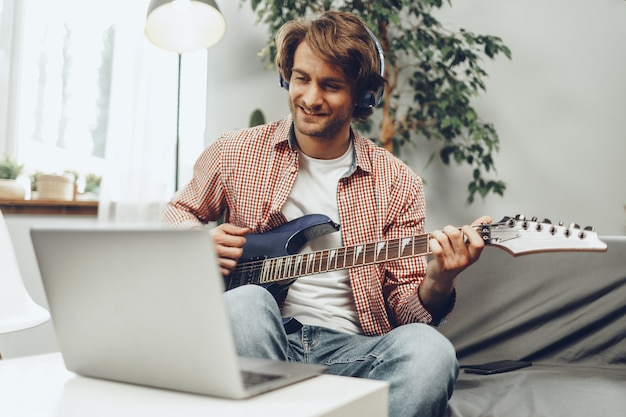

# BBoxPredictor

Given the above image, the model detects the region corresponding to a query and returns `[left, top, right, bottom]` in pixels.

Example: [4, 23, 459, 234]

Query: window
[14, 0, 124, 178]
[1, 0, 207, 205]
[1, 0, 151, 192]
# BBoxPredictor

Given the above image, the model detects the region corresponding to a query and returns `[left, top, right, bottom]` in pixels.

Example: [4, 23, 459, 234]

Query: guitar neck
[257, 233, 432, 284]
[228, 214, 607, 290]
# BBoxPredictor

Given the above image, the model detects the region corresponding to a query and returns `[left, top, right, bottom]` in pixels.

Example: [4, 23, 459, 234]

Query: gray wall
[204, 0, 626, 235]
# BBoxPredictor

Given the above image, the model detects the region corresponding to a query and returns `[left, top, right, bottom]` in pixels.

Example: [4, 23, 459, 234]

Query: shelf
[0, 199, 98, 216]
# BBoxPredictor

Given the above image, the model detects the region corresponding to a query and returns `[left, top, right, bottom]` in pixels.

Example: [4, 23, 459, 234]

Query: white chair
[0, 209, 49, 334]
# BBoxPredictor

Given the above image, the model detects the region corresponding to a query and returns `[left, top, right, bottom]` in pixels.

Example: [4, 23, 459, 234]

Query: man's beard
[289, 99, 352, 140]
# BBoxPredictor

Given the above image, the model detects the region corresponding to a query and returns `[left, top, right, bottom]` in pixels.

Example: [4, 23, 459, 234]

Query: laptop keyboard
[241, 370, 284, 388]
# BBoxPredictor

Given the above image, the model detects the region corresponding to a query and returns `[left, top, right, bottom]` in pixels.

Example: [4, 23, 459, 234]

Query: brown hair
[275, 10, 385, 122]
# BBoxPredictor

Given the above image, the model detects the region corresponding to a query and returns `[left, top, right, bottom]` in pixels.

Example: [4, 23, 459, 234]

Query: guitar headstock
[485, 214, 608, 256]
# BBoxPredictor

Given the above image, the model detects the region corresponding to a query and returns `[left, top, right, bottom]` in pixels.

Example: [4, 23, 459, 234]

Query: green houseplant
[0, 155, 26, 200]
[0, 155, 24, 180]
[84, 173, 102, 194]
[241, 0, 510, 203]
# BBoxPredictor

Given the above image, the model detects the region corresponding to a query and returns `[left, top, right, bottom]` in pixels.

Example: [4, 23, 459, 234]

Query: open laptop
[30, 227, 326, 399]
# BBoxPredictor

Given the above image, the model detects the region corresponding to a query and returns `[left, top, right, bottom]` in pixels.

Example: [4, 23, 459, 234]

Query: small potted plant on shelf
[0, 155, 26, 200]
[84, 173, 101, 196]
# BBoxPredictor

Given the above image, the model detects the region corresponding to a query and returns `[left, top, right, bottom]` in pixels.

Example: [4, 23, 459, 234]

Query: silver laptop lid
[31, 228, 250, 398]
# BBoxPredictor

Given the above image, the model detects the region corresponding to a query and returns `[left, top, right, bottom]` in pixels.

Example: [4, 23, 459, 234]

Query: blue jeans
[223, 285, 459, 417]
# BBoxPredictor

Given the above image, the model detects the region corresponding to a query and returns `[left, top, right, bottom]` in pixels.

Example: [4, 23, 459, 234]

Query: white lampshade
[145, 0, 226, 53]
[0, 210, 49, 334]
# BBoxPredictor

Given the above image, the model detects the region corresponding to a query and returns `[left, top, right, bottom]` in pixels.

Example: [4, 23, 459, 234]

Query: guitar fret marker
[376, 242, 386, 261]
[306, 254, 314, 274]
[329, 249, 337, 271]
[355, 245, 364, 265]
[260, 260, 268, 283]
[274, 258, 283, 281]
[295, 255, 304, 276]
[401, 238, 412, 257]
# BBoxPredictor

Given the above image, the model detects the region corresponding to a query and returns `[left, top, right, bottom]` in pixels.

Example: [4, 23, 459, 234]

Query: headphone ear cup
[356, 92, 375, 108]
[356, 87, 383, 108]
[279, 75, 290, 91]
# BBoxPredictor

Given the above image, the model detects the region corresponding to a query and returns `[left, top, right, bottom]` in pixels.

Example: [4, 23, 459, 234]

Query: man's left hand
[419, 215, 492, 320]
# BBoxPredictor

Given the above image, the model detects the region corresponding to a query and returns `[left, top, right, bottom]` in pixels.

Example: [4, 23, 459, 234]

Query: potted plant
[0, 155, 26, 200]
[240, 0, 510, 203]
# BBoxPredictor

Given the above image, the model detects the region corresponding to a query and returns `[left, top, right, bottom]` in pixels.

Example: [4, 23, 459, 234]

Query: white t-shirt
[281, 143, 362, 334]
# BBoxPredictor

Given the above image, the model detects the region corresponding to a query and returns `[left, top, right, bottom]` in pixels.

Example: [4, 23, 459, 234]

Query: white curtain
[96, 2, 208, 226]
[0, 0, 17, 153]
[97, 2, 179, 226]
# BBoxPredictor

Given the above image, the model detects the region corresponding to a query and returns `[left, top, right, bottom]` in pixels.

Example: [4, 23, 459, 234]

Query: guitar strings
[229, 221, 504, 283]
[229, 238, 430, 281]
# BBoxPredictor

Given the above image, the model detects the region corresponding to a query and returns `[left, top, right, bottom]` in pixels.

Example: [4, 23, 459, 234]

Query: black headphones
[279, 26, 385, 109]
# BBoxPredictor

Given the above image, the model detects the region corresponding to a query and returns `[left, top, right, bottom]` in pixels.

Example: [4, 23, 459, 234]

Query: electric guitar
[225, 214, 607, 294]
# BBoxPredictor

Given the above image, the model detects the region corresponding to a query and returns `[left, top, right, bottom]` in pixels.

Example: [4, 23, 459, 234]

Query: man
[163, 10, 490, 417]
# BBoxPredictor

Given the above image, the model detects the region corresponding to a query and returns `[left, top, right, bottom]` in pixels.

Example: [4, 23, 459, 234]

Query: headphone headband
[359, 26, 385, 108]
[279, 25, 385, 109]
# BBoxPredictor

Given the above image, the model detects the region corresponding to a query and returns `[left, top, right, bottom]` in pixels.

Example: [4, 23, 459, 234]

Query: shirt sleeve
[382, 170, 455, 327]
[162, 138, 227, 229]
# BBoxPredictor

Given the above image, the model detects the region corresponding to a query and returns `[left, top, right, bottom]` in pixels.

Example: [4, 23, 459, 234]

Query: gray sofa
[440, 236, 626, 417]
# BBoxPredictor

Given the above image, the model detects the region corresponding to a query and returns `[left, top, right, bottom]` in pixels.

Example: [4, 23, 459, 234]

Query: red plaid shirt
[163, 116, 445, 336]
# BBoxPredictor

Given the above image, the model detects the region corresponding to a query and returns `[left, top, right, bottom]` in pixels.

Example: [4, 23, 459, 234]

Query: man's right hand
[209, 223, 250, 276]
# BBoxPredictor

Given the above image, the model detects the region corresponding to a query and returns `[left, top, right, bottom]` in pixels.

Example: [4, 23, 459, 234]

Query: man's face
[287, 41, 355, 147]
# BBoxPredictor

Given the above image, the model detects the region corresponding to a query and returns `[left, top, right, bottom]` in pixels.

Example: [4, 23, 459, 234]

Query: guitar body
[225, 214, 340, 294]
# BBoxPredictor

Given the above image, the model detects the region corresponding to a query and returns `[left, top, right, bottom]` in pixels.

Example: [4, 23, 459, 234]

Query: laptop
[30, 227, 326, 399]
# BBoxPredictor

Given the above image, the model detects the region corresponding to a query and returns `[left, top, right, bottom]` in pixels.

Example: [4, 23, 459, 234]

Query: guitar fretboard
[227, 215, 607, 292]
[256, 234, 431, 284]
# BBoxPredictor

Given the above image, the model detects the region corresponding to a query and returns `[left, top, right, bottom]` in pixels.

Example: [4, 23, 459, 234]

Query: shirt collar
[271, 114, 373, 175]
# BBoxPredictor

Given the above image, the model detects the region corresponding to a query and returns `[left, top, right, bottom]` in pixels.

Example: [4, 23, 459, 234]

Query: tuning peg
[502, 216, 516, 227]
[569, 223, 580, 229]
[584, 226, 595, 232]
[558, 221, 564, 226]
[515, 214, 525, 220]
[543, 218, 552, 224]
[531, 216, 538, 222]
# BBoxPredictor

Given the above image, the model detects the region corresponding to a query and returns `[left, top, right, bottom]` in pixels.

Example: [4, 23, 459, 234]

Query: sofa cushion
[441, 236, 626, 367]
[440, 236, 626, 416]
[448, 365, 625, 417]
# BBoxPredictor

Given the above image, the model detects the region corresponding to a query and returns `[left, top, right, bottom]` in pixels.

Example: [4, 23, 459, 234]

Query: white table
[0, 353, 388, 417]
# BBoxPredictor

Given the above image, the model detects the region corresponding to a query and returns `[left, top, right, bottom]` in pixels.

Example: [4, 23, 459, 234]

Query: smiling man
[163, 10, 490, 417]
[287, 42, 354, 157]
